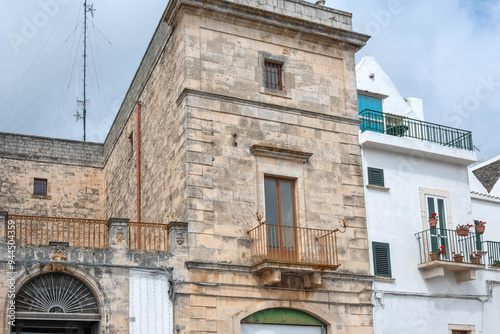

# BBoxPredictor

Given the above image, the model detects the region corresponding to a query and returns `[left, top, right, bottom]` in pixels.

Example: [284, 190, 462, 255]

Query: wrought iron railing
[415, 228, 484, 265]
[248, 223, 341, 269]
[128, 222, 168, 251]
[8, 215, 108, 248]
[483, 241, 500, 267]
[360, 109, 473, 151]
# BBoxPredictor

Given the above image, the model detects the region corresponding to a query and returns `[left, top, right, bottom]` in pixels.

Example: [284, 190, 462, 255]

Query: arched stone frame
[232, 300, 336, 334]
[4, 263, 111, 331]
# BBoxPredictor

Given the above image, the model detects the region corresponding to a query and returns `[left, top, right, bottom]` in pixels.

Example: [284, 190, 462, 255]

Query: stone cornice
[250, 145, 313, 163]
[177, 88, 362, 126]
[163, 0, 370, 51]
[0, 132, 104, 167]
[185, 261, 375, 282]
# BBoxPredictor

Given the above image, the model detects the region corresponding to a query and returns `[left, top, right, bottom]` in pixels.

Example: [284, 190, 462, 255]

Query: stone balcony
[248, 222, 346, 287]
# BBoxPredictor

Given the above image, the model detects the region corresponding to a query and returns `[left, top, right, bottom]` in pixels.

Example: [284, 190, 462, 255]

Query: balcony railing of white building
[415, 228, 484, 265]
[360, 110, 473, 151]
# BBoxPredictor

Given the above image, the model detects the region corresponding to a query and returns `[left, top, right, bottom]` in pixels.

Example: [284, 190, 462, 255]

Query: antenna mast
[80, 1, 95, 141]
[83, 0, 87, 141]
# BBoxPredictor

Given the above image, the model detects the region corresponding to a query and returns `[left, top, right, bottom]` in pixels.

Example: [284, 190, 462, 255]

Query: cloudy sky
[1, 0, 499, 162]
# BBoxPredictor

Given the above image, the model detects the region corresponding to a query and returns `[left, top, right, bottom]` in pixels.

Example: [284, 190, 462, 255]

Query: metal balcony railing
[415, 228, 484, 265]
[128, 222, 168, 251]
[360, 110, 473, 151]
[8, 215, 108, 248]
[248, 223, 341, 269]
[483, 241, 500, 267]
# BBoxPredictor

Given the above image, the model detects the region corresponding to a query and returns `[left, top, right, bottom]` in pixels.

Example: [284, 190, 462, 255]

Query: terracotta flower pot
[456, 229, 469, 236]
[453, 256, 463, 262]
[430, 253, 440, 261]
[475, 225, 485, 234]
[470, 257, 481, 264]
[429, 218, 438, 228]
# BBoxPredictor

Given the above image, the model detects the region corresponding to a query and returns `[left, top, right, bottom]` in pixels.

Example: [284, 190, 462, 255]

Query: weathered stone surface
[0, 0, 373, 333]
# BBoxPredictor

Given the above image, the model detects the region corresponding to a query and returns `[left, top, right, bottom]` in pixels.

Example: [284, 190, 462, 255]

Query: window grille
[34, 178, 47, 196]
[264, 61, 283, 90]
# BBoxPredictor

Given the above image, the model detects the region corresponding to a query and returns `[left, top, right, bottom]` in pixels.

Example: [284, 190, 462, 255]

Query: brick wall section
[0, 132, 104, 167]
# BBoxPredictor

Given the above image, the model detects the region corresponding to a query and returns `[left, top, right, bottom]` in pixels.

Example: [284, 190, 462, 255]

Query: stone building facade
[0, 0, 372, 333]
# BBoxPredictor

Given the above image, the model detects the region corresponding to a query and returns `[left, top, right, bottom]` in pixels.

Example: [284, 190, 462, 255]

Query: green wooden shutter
[373, 242, 391, 277]
[368, 167, 385, 187]
[427, 197, 438, 253]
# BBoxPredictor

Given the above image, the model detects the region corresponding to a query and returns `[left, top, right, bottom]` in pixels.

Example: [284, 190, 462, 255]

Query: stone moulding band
[176, 88, 362, 126]
[250, 145, 313, 163]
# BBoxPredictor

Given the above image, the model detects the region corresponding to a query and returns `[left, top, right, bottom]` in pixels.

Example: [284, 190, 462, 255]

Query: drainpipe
[136, 103, 141, 223]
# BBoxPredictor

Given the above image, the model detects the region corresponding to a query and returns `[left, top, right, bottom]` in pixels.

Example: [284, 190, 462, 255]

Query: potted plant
[430, 246, 446, 261]
[492, 260, 500, 268]
[452, 251, 464, 262]
[428, 213, 438, 228]
[456, 223, 473, 236]
[475, 221, 487, 234]
[470, 252, 483, 264]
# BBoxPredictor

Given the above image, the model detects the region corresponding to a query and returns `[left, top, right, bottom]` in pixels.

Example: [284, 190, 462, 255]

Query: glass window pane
[265, 179, 279, 249]
[279, 181, 294, 250]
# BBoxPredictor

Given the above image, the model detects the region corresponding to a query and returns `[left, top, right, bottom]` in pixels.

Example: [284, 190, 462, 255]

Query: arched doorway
[12, 273, 101, 334]
[241, 308, 326, 334]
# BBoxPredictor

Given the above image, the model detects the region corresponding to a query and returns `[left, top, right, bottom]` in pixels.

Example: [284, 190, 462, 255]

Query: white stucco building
[357, 55, 500, 334]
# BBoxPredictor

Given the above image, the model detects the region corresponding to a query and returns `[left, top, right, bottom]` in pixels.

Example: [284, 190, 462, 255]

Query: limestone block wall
[173, 269, 373, 334]
[0, 158, 104, 219]
[0, 133, 104, 218]
[173, 11, 368, 273]
[179, 10, 359, 119]
[103, 24, 188, 224]
[182, 93, 368, 273]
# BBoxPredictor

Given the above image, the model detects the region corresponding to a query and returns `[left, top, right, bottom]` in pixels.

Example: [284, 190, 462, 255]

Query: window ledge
[260, 89, 291, 99]
[374, 276, 395, 283]
[31, 195, 51, 200]
[366, 184, 390, 192]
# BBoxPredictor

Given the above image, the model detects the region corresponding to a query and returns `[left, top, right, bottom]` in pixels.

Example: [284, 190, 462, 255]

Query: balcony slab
[361, 131, 476, 166]
[417, 260, 485, 282]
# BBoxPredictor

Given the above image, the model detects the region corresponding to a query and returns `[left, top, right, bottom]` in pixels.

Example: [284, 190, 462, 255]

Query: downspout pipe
[136, 103, 141, 223]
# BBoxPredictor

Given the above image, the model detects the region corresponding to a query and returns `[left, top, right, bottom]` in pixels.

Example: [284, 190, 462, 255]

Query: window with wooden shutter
[373, 242, 391, 277]
[367, 167, 384, 187]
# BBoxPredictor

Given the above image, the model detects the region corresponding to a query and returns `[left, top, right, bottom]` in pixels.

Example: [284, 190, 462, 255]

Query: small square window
[34, 178, 47, 196]
[264, 61, 283, 90]
[368, 167, 384, 187]
[373, 242, 391, 277]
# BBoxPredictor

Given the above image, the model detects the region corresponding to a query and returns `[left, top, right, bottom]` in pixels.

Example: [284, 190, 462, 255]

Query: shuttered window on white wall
[129, 270, 173, 334]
